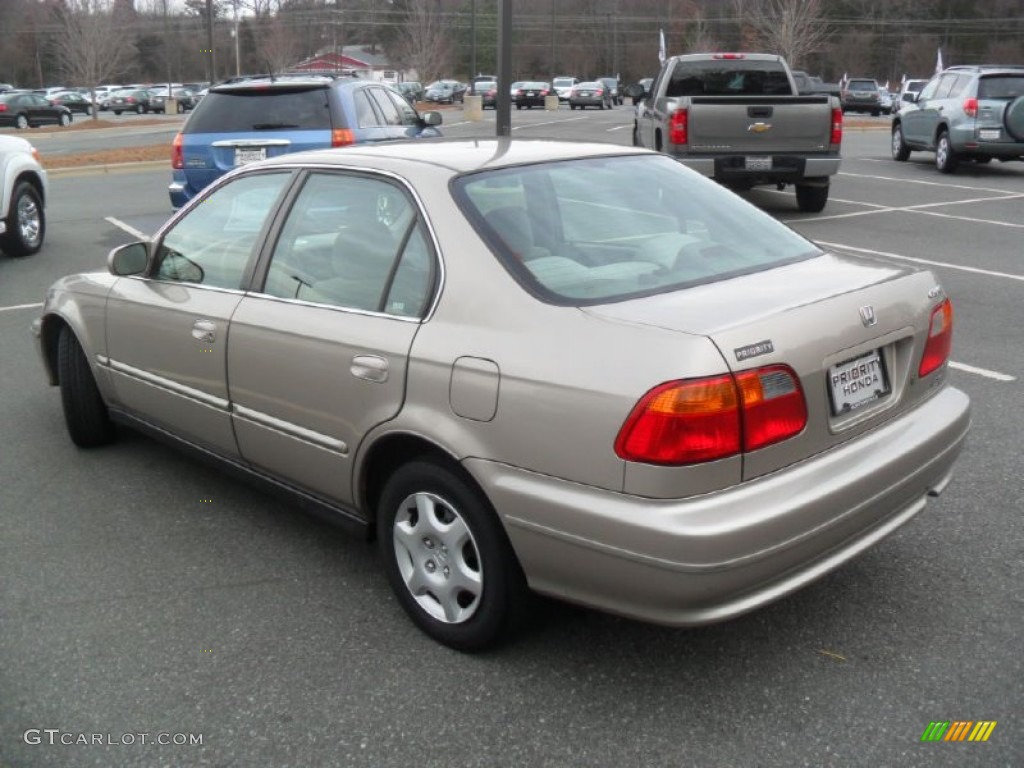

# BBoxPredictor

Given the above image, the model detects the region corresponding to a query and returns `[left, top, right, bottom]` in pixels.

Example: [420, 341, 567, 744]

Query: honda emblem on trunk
[859, 305, 877, 327]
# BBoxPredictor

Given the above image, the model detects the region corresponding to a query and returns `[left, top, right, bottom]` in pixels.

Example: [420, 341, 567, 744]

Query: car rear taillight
[734, 366, 807, 451]
[918, 299, 953, 378]
[332, 128, 355, 147]
[541, 89, 549, 95]
[614, 365, 807, 465]
[127, 97, 135, 103]
[831, 107, 843, 145]
[669, 108, 688, 144]
[962, 97, 978, 118]
[0, 104, 6, 113]
[713, 53, 746, 60]
[171, 132, 183, 169]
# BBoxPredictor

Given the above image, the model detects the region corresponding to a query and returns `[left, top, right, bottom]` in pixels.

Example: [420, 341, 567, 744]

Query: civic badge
[859, 305, 877, 327]
[748, 122, 772, 133]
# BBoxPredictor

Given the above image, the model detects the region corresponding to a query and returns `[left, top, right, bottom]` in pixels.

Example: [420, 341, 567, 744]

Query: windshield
[453, 154, 820, 305]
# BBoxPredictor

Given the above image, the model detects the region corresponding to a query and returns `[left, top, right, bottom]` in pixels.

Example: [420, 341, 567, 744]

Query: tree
[392, 0, 453, 83]
[738, 0, 832, 69]
[55, 0, 138, 118]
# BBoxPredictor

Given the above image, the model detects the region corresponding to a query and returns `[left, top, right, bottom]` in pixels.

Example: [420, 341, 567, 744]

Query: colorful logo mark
[921, 721, 997, 742]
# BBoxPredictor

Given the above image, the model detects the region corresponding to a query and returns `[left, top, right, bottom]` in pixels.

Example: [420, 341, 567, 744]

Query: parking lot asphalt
[1, 107, 1021, 768]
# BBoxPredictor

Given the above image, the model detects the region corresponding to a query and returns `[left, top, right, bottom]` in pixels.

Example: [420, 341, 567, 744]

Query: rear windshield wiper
[252, 122, 300, 130]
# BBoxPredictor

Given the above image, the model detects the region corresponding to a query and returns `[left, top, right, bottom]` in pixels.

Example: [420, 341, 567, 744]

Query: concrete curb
[46, 160, 168, 178]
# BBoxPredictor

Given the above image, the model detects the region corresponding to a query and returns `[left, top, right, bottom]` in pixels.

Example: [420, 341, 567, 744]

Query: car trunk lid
[583, 251, 949, 481]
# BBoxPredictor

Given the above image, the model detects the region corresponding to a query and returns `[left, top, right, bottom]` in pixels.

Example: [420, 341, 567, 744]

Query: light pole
[471, 0, 477, 78]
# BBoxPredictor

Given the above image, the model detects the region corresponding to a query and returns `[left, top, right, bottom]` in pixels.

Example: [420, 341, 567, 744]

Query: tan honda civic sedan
[33, 139, 970, 650]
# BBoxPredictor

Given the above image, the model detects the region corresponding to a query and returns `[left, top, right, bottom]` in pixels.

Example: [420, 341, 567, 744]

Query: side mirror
[902, 92, 918, 103]
[420, 111, 442, 127]
[107, 241, 150, 276]
[623, 83, 645, 99]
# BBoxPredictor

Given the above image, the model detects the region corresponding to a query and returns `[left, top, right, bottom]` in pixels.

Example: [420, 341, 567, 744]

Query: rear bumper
[680, 154, 841, 183]
[469, 385, 970, 626]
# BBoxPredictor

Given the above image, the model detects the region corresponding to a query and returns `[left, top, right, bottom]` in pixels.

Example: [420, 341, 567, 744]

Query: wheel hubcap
[937, 138, 948, 166]
[892, 129, 901, 155]
[17, 195, 41, 247]
[392, 492, 482, 624]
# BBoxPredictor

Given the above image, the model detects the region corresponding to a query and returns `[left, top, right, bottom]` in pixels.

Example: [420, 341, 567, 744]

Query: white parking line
[606, 124, 632, 132]
[816, 240, 1024, 283]
[105, 216, 149, 240]
[781, 192, 1024, 226]
[0, 302, 43, 312]
[511, 116, 589, 130]
[949, 361, 1016, 382]
[837, 171, 1013, 196]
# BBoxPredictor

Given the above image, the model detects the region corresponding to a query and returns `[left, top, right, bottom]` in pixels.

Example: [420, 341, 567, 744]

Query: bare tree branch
[391, 0, 452, 84]
[742, 0, 832, 69]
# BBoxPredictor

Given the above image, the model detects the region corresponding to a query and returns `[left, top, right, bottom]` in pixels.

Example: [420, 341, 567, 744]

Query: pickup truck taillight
[669, 108, 688, 144]
[963, 97, 978, 118]
[831, 107, 843, 146]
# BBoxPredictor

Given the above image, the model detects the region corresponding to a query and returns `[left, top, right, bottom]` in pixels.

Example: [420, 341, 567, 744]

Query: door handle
[191, 319, 216, 343]
[351, 355, 389, 383]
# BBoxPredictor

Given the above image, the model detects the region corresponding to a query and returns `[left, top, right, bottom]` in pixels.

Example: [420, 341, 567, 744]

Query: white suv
[0, 135, 48, 257]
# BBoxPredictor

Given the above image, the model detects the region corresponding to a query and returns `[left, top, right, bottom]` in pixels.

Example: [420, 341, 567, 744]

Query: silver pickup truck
[632, 53, 843, 212]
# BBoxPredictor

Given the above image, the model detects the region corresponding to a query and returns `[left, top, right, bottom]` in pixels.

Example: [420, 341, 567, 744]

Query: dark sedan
[423, 80, 466, 104]
[109, 88, 154, 115]
[149, 88, 198, 114]
[48, 91, 94, 116]
[0, 92, 73, 128]
[569, 82, 612, 110]
[513, 81, 550, 109]
[396, 81, 424, 104]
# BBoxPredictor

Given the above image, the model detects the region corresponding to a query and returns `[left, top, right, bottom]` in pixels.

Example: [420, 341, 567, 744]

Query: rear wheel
[113, 110, 121, 115]
[891, 123, 911, 161]
[57, 326, 116, 448]
[15, 114, 28, 129]
[795, 183, 829, 213]
[58, 112, 71, 127]
[0, 181, 45, 257]
[935, 130, 958, 173]
[377, 460, 529, 651]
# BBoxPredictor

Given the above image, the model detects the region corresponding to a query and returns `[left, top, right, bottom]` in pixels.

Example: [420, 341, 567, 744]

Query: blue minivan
[169, 77, 443, 209]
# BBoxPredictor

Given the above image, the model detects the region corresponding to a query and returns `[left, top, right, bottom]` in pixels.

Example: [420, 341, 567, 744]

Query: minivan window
[185, 86, 334, 133]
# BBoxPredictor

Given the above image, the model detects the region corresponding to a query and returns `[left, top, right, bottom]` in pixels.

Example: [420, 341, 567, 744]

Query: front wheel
[59, 112, 71, 127]
[795, 183, 829, 213]
[891, 123, 911, 161]
[935, 130, 958, 173]
[0, 181, 45, 257]
[57, 326, 116, 448]
[15, 114, 29, 129]
[377, 460, 529, 651]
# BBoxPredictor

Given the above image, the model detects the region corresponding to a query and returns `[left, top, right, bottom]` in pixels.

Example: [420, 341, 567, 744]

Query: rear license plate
[829, 349, 889, 415]
[745, 156, 772, 171]
[234, 148, 266, 166]
[979, 128, 1001, 140]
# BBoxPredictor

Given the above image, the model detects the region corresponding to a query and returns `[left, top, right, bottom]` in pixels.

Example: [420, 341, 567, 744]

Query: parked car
[893, 79, 929, 114]
[34, 139, 970, 650]
[841, 78, 883, 115]
[877, 86, 894, 115]
[598, 76, 623, 105]
[47, 91, 94, 116]
[470, 76, 497, 95]
[149, 87, 198, 114]
[551, 76, 579, 102]
[423, 80, 466, 104]
[92, 85, 124, 111]
[569, 82, 612, 110]
[0, 134, 47, 258]
[0, 92, 73, 128]
[168, 77, 443, 209]
[892, 64, 1024, 173]
[509, 80, 526, 98]
[395, 81, 424, 104]
[513, 81, 550, 109]
[109, 88, 154, 115]
[474, 81, 499, 109]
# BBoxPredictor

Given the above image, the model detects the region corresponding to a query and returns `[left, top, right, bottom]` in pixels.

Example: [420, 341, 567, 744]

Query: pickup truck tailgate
[687, 96, 833, 153]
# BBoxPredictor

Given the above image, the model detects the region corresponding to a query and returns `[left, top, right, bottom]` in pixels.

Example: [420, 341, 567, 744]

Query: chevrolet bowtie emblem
[748, 122, 772, 133]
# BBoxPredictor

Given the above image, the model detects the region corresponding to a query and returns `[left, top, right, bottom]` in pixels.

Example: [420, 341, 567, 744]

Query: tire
[15, 114, 28, 129]
[1004, 95, 1024, 140]
[59, 112, 71, 127]
[600, 101, 606, 110]
[113, 110, 121, 115]
[935, 130, 958, 173]
[891, 123, 911, 161]
[85, 105, 92, 116]
[176, 102, 184, 114]
[795, 183, 829, 213]
[377, 460, 529, 652]
[871, 109, 880, 117]
[57, 326, 116, 448]
[632, 123, 640, 147]
[1, 181, 45, 257]
[516, 104, 521, 110]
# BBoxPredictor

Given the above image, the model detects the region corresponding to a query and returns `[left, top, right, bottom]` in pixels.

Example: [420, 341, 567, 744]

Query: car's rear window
[847, 80, 877, 90]
[978, 75, 1024, 99]
[185, 86, 334, 133]
[668, 60, 792, 96]
[453, 154, 819, 306]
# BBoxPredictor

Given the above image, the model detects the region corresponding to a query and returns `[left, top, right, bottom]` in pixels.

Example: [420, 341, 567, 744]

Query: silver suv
[892, 65, 1024, 173]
